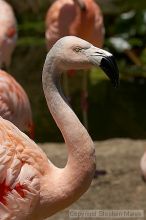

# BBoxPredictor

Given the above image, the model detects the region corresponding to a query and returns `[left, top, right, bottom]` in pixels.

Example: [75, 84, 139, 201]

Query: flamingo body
[0, 36, 119, 219]
[0, 117, 47, 220]
[45, 0, 104, 128]
[0, 70, 33, 137]
[45, 0, 104, 49]
[0, 0, 17, 68]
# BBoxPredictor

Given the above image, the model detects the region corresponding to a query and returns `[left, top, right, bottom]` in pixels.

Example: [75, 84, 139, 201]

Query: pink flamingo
[140, 152, 146, 181]
[0, 70, 34, 139]
[0, 36, 119, 219]
[45, 0, 104, 128]
[0, 0, 17, 69]
[0, 1, 33, 138]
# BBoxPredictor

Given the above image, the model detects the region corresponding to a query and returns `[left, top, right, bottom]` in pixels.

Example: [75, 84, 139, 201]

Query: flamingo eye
[74, 47, 82, 53]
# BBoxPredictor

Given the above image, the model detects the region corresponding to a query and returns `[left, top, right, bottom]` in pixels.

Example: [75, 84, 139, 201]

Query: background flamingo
[45, 0, 104, 129]
[0, 0, 17, 69]
[0, 1, 33, 138]
[0, 36, 119, 219]
[0, 70, 34, 139]
[140, 151, 146, 181]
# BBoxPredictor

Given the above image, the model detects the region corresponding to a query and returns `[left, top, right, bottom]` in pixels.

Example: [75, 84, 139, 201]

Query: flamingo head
[49, 36, 119, 87]
[73, 0, 86, 11]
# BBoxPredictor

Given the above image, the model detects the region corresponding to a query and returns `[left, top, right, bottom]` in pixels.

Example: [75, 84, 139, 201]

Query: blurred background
[7, 0, 146, 142]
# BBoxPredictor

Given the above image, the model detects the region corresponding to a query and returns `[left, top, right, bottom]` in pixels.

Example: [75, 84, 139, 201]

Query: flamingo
[0, 1, 33, 138]
[0, 0, 17, 69]
[0, 70, 34, 139]
[45, 0, 104, 129]
[0, 36, 119, 219]
[140, 151, 146, 181]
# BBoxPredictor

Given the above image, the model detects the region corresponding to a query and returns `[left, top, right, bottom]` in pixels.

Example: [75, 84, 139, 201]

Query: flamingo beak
[88, 47, 119, 88]
[99, 54, 119, 88]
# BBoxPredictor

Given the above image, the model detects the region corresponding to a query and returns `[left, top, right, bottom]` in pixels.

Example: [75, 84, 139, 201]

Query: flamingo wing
[91, 2, 104, 48]
[0, 117, 49, 219]
[45, 0, 77, 49]
[0, 94, 12, 121]
[0, 0, 17, 68]
[0, 70, 33, 134]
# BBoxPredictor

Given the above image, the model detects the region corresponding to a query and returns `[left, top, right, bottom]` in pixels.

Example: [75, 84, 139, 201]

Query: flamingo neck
[74, 0, 86, 11]
[41, 53, 96, 216]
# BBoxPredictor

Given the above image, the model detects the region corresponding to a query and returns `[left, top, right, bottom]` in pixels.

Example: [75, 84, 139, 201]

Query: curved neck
[41, 53, 96, 217]
[74, 0, 86, 11]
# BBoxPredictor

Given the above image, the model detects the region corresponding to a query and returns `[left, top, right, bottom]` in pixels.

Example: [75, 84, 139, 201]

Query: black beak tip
[100, 55, 119, 88]
[111, 77, 120, 88]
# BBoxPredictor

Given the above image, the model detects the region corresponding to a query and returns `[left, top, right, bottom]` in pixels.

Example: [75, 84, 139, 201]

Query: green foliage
[97, 0, 146, 14]
[90, 68, 107, 85]
[104, 8, 146, 79]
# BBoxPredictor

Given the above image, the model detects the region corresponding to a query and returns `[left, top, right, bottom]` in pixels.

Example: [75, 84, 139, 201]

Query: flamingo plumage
[0, 36, 119, 219]
[45, 0, 104, 128]
[0, 0, 17, 69]
[0, 1, 33, 138]
[140, 151, 146, 181]
[45, 0, 104, 49]
[0, 70, 34, 139]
